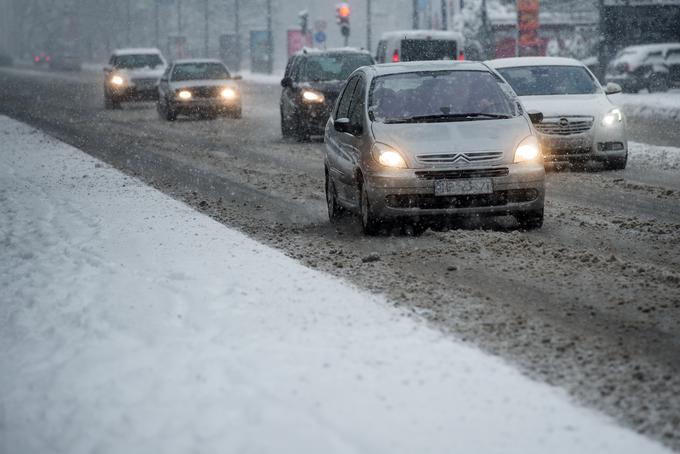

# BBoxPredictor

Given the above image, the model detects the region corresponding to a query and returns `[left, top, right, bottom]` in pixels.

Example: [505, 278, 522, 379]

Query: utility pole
[154, 0, 160, 48]
[235, 0, 241, 71]
[412, 0, 419, 29]
[367, 0, 372, 52]
[441, 0, 448, 30]
[266, 0, 273, 74]
[126, 0, 131, 45]
[204, 0, 209, 57]
[177, 0, 182, 35]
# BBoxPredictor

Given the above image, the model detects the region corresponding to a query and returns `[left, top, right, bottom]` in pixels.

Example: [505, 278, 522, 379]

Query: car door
[330, 75, 366, 204]
[282, 56, 302, 119]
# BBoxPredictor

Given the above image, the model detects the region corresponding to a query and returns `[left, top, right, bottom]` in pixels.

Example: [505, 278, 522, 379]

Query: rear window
[401, 39, 458, 62]
[172, 63, 230, 81]
[113, 54, 163, 69]
[496, 65, 599, 96]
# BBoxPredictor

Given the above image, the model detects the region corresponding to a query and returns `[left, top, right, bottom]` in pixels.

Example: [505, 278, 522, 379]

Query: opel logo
[559, 118, 569, 127]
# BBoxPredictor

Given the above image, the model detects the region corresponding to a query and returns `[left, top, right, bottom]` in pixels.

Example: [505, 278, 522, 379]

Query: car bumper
[538, 126, 627, 163]
[364, 163, 545, 219]
[173, 98, 241, 113]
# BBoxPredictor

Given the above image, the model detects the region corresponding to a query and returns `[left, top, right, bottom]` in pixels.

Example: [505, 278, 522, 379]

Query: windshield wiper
[384, 113, 510, 124]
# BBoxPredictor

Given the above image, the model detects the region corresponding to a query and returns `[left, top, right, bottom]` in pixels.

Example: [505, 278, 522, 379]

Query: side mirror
[334, 117, 351, 133]
[605, 82, 622, 95]
[528, 111, 543, 125]
[232, 74, 243, 81]
[281, 77, 293, 88]
[103, 66, 112, 73]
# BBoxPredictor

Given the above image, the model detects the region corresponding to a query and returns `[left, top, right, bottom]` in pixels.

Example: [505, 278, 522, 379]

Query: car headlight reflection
[178, 90, 192, 100]
[110, 75, 125, 86]
[371, 144, 407, 169]
[302, 90, 324, 103]
[221, 88, 237, 99]
[602, 108, 623, 126]
[514, 135, 542, 164]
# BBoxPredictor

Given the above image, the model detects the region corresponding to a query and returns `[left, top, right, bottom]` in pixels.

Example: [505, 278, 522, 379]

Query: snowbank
[614, 90, 680, 121]
[629, 142, 680, 171]
[0, 116, 672, 454]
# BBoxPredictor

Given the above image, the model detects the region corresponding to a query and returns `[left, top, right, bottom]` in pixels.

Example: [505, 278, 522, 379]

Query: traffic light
[336, 3, 350, 44]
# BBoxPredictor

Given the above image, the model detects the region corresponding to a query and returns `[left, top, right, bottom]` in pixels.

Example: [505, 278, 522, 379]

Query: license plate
[434, 179, 493, 196]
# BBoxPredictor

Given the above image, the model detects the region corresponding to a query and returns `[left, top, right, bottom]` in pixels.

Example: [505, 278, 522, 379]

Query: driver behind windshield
[113, 54, 163, 69]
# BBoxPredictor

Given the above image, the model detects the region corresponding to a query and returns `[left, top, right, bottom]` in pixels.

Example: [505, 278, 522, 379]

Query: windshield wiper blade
[384, 113, 510, 124]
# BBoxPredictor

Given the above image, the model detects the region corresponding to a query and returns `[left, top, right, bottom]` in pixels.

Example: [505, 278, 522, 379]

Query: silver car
[487, 57, 628, 170]
[324, 61, 546, 235]
[157, 59, 242, 121]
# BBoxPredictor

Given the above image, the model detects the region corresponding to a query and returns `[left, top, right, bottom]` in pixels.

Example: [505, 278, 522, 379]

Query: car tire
[648, 74, 669, 93]
[281, 109, 294, 138]
[231, 107, 242, 119]
[104, 94, 120, 110]
[604, 155, 628, 171]
[360, 180, 381, 235]
[163, 101, 177, 121]
[516, 209, 544, 230]
[294, 113, 310, 142]
[325, 171, 344, 223]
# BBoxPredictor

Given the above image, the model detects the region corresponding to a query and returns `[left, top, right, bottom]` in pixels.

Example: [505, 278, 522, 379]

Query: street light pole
[126, 0, 131, 45]
[441, 0, 448, 30]
[367, 0, 372, 52]
[154, 0, 160, 48]
[235, 0, 241, 71]
[266, 0, 273, 74]
[412, 0, 419, 29]
[177, 0, 182, 35]
[204, 0, 209, 57]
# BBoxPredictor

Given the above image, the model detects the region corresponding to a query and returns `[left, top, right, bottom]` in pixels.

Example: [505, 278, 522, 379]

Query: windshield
[401, 39, 458, 61]
[496, 65, 600, 96]
[172, 63, 230, 81]
[113, 54, 164, 69]
[369, 70, 516, 124]
[300, 54, 374, 82]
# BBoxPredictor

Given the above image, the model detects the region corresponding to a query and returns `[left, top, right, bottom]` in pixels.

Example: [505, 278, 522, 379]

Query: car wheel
[104, 94, 120, 110]
[294, 113, 310, 142]
[516, 209, 544, 230]
[648, 74, 669, 93]
[360, 180, 381, 235]
[231, 107, 242, 119]
[164, 101, 177, 121]
[604, 155, 628, 171]
[325, 171, 344, 223]
[280, 109, 293, 138]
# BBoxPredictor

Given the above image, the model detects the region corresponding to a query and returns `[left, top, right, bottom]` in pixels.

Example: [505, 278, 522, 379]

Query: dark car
[157, 59, 242, 121]
[280, 48, 375, 141]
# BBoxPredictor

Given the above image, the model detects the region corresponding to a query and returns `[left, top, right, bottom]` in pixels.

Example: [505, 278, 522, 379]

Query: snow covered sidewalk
[0, 115, 672, 454]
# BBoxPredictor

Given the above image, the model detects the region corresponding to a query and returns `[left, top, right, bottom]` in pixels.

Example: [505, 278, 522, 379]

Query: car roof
[366, 60, 490, 77]
[619, 43, 680, 53]
[112, 48, 163, 56]
[172, 58, 225, 65]
[293, 47, 372, 57]
[486, 57, 584, 69]
[380, 30, 464, 41]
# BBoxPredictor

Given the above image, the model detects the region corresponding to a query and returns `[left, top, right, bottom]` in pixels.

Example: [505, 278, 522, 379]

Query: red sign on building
[517, 0, 541, 56]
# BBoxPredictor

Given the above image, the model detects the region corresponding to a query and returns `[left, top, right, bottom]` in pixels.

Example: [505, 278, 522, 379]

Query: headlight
[302, 90, 324, 103]
[514, 135, 542, 164]
[221, 88, 237, 99]
[178, 90, 192, 100]
[110, 75, 125, 86]
[602, 108, 623, 126]
[371, 143, 407, 169]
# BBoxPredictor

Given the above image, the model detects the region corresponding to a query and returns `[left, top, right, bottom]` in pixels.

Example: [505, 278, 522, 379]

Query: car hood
[371, 116, 531, 168]
[519, 94, 613, 118]
[169, 79, 238, 90]
[117, 67, 166, 79]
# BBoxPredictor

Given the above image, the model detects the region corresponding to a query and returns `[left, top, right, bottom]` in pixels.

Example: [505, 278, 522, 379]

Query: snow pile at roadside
[629, 142, 680, 171]
[614, 91, 680, 120]
[0, 115, 672, 454]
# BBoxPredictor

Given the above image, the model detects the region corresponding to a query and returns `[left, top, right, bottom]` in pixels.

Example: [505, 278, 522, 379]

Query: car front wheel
[360, 180, 381, 235]
[325, 171, 344, 223]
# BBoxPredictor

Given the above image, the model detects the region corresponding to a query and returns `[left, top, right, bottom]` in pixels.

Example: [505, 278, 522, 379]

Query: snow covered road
[0, 117, 674, 453]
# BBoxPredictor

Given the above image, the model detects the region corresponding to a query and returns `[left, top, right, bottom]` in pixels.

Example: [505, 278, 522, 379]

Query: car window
[496, 65, 600, 96]
[348, 77, 366, 128]
[299, 54, 374, 82]
[113, 54, 164, 69]
[645, 51, 664, 64]
[336, 76, 360, 119]
[171, 63, 230, 81]
[667, 49, 680, 61]
[369, 70, 516, 123]
[290, 57, 302, 81]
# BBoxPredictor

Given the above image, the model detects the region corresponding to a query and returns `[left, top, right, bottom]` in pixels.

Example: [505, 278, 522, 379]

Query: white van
[375, 30, 465, 64]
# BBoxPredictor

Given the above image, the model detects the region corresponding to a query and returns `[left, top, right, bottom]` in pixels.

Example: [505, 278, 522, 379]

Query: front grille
[535, 117, 594, 136]
[385, 189, 539, 209]
[189, 86, 222, 98]
[415, 168, 509, 180]
[417, 152, 503, 165]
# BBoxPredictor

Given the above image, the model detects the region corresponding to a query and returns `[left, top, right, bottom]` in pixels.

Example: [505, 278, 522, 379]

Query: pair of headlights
[372, 136, 542, 169]
[176, 88, 238, 100]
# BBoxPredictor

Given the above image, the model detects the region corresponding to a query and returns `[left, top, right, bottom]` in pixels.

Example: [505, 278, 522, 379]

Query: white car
[486, 57, 628, 170]
[103, 48, 167, 109]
